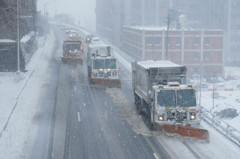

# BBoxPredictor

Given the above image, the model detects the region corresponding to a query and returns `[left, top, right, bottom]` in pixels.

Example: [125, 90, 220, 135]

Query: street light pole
[43, 1, 55, 36]
[17, 0, 20, 72]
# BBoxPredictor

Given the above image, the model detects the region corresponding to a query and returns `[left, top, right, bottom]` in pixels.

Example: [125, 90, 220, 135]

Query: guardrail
[201, 106, 240, 147]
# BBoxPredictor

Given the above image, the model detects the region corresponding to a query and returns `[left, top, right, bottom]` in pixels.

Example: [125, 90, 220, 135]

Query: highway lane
[23, 23, 240, 159]
[29, 26, 61, 159]
[30, 24, 208, 159]
[61, 23, 240, 159]
[61, 57, 163, 159]
[47, 26, 171, 159]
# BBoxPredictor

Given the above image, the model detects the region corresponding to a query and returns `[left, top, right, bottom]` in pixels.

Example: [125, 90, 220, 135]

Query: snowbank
[0, 31, 55, 159]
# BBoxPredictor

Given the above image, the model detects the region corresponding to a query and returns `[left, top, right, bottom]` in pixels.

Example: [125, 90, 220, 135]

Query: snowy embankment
[0, 31, 55, 159]
[198, 67, 240, 131]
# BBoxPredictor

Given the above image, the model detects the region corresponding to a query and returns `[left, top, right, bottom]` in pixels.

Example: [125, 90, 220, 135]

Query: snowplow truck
[87, 44, 121, 87]
[132, 60, 209, 140]
[62, 40, 83, 64]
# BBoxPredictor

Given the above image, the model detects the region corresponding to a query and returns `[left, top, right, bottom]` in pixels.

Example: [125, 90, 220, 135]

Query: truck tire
[145, 102, 154, 131]
[87, 67, 91, 78]
[134, 93, 141, 113]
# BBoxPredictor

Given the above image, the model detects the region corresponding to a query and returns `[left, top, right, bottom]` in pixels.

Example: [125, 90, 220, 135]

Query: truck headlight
[190, 113, 196, 120]
[159, 115, 164, 121]
[107, 69, 112, 72]
[99, 69, 103, 72]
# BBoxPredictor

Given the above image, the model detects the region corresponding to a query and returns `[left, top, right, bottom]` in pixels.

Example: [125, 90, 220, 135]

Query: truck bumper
[61, 57, 83, 64]
[89, 78, 121, 87]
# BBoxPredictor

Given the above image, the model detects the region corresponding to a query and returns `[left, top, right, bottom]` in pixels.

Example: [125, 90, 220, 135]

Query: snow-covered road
[0, 22, 239, 159]
[76, 25, 240, 158]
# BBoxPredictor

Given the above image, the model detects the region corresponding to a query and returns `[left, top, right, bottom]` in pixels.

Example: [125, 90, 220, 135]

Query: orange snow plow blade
[89, 78, 121, 87]
[61, 57, 83, 64]
[154, 123, 209, 141]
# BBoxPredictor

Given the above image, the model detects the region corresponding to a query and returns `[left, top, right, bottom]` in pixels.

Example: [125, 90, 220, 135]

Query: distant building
[96, 0, 169, 47]
[122, 26, 224, 78]
[96, 0, 240, 66]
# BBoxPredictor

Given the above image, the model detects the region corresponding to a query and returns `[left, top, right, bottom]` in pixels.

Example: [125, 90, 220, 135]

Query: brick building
[122, 26, 224, 78]
[96, 0, 240, 66]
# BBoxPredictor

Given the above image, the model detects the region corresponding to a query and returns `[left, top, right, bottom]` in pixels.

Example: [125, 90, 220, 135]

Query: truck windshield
[105, 59, 116, 69]
[157, 90, 176, 107]
[66, 44, 80, 51]
[177, 89, 196, 107]
[93, 59, 104, 69]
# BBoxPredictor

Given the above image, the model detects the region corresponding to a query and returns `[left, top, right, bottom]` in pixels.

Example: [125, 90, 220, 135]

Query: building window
[145, 37, 160, 46]
[205, 37, 210, 45]
[193, 66, 199, 74]
[146, 37, 153, 45]
[194, 37, 200, 45]
[176, 37, 181, 46]
[165, 37, 170, 46]
[194, 52, 199, 60]
[204, 51, 210, 60]
[154, 37, 160, 46]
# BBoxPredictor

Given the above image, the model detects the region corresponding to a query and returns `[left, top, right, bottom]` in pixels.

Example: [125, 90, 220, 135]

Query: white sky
[38, 0, 96, 31]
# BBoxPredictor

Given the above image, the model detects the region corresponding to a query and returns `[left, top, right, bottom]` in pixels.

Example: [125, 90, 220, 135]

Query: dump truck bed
[132, 60, 187, 102]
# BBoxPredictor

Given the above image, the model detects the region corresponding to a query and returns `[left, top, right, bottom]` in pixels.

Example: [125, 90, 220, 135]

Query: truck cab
[63, 40, 82, 57]
[87, 43, 121, 87]
[153, 83, 200, 125]
[87, 44, 118, 79]
[61, 40, 83, 64]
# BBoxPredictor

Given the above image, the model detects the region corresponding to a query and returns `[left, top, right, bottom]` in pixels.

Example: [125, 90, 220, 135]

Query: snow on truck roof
[137, 60, 182, 69]
[89, 43, 109, 48]
[125, 26, 168, 31]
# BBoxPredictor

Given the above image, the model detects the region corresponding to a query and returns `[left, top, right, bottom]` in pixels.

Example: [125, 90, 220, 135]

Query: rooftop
[124, 25, 223, 32]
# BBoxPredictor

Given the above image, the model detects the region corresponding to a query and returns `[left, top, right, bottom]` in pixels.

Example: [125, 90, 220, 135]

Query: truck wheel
[134, 94, 141, 112]
[146, 104, 154, 131]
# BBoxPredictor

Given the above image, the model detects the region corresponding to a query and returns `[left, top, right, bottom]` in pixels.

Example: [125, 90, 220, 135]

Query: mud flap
[61, 57, 83, 64]
[154, 123, 209, 141]
[89, 78, 121, 88]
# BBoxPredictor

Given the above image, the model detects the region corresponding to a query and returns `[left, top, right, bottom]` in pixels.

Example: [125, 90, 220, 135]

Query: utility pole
[199, 60, 203, 108]
[227, 0, 232, 65]
[165, 12, 170, 60]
